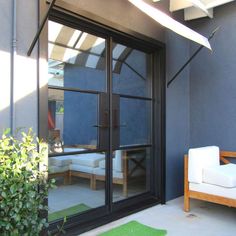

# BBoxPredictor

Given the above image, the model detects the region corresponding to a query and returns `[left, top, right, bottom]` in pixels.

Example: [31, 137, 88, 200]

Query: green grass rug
[48, 203, 91, 222]
[99, 221, 167, 236]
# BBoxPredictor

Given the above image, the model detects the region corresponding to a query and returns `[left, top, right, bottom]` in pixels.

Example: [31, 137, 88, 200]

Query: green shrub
[0, 128, 54, 235]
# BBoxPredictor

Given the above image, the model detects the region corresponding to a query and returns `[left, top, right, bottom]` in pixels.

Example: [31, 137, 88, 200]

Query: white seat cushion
[203, 163, 236, 188]
[188, 146, 220, 184]
[49, 155, 72, 167]
[99, 159, 117, 169]
[99, 151, 123, 172]
[63, 148, 85, 152]
[71, 153, 105, 167]
[114, 150, 123, 172]
[99, 159, 106, 169]
[93, 167, 123, 179]
[190, 182, 236, 199]
[69, 164, 95, 174]
[49, 165, 69, 174]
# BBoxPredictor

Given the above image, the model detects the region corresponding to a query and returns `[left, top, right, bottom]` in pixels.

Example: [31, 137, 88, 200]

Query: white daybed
[184, 146, 236, 212]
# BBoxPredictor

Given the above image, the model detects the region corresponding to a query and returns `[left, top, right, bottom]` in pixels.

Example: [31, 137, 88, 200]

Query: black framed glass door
[110, 42, 153, 202]
[46, 17, 161, 232]
[47, 21, 109, 223]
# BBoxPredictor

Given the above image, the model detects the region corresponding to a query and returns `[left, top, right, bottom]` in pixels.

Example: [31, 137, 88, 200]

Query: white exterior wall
[0, 0, 38, 135]
[0, 0, 12, 132]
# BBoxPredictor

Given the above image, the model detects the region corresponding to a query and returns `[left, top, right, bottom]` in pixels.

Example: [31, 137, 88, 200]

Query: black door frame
[41, 7, 166, 235]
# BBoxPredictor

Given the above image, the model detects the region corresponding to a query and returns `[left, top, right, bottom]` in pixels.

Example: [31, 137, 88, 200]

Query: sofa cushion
[63, 147, 85, 152]
[99, 159, 117, 169]
[99, 159, 106, 169]
[69, 164, 95, 174]
[49, 155, 72, 167]
[71, 153, 105, 168]
[98, 151, 123, 172]
[49, 165, 69, 174]
[93, 167, 123, 179]
[203, 163, 236, 188]
[114, 150, 123, 172]
[188, 146, 220, 184]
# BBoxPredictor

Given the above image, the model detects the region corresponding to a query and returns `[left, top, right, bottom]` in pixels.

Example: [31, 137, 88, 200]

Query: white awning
[129, 0, 212, 50]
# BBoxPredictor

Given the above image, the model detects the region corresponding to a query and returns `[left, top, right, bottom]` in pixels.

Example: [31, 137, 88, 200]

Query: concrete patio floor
[80, 196, 236, 236]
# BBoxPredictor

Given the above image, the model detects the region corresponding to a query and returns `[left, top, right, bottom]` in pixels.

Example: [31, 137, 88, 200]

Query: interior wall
[189, 2, 236, 150]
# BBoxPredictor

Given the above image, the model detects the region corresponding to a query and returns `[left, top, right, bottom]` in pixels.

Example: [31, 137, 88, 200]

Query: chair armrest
[184, 154, 189, 188]
[220, 151, 236, 164]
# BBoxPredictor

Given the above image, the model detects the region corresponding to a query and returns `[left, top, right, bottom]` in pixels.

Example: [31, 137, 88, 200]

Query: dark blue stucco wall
[165, 2, 236, 201]
[189, 2, 236, 150]
[63, 50, 150, 146]
[165, 31, 190, 201]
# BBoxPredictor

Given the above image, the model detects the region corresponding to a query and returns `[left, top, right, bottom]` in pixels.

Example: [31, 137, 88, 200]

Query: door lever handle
[93, 124, 109, 128]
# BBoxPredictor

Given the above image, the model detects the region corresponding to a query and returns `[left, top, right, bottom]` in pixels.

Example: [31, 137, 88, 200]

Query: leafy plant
[0, 128, 55, 235]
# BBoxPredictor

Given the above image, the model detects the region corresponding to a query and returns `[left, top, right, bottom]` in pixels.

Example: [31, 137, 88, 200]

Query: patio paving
[80, 196, 236, 236]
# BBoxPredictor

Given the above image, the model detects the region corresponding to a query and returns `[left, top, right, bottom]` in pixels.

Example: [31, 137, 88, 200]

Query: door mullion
[105, 36, 113, 211]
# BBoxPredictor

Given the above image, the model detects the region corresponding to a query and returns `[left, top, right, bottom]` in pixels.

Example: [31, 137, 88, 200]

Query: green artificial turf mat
[99, 220, 167, 236]
[48, 203, 91, 222]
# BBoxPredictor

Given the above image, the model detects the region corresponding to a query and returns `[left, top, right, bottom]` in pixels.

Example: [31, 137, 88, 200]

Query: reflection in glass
[48, 88, 106, 221]
[48, 89, 98, 154]
[48, 20, 107, 222]
[112, 43, 152, 98]
[48, 20, 106, 92]
[47, 88, 106, 221]
[112, 148, 151, 202]
[47, 20, 155, 220]
[48, 152, 106, 222]
[120, 98, 151, 146]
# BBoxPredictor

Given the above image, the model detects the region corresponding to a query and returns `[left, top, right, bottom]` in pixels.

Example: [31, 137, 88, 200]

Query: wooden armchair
[184, 147, 236, 212]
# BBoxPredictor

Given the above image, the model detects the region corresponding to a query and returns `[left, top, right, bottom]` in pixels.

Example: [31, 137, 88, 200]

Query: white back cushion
[203, 163, 236, 188]
[71, 153, 105, 167]
[114, 150, 123, 172]
[98, 151, 123, 172]
[188, 146, 220, 184]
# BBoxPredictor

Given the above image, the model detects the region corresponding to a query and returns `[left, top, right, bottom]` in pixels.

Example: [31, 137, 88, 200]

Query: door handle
[93, 124, 109, 128]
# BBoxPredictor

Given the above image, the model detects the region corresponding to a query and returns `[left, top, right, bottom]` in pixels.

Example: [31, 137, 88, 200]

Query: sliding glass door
[48, 21, 108, 221]
[46, 18, 161, 232]
[111, 43, 153, 201]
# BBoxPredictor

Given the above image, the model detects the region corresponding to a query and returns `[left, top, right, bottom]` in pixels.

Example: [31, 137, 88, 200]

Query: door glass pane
[112, 43, 152, 98]
[48, 20, 106, 92]
[48, 20, 108, 223]
[47, 20, 156, 220]
[120, 98, 151, 146]
[112, 42, 153, 202]
[48, 89, 106, 221]
[48, 89, 99, 153]
[112, 147, 151, 202]
[48, 151, 106, 222]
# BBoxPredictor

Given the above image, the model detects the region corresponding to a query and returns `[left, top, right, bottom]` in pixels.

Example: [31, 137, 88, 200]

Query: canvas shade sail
[48, 21, 133, 74]
[129, 0, 211, 50]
